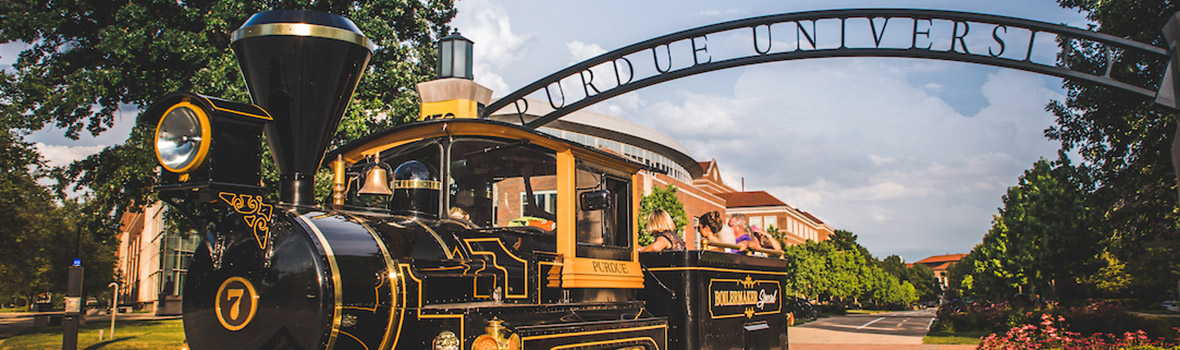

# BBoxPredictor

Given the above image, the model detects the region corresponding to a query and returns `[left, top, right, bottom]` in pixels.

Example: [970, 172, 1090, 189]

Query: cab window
[351, 140, 442, 211]
[575, 161, 631, 260]
[448, 138, 558, 230]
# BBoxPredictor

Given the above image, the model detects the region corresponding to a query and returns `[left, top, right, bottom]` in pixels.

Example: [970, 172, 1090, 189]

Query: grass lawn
[0, 319, 185, 350]
[923, 330, 990, 345]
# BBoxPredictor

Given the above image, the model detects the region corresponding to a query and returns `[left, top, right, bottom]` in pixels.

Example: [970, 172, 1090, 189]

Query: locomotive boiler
[142, 9, 790, 350]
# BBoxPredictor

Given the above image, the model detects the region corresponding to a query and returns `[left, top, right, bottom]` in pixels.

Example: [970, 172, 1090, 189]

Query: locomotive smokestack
[231, 10, 374, 205]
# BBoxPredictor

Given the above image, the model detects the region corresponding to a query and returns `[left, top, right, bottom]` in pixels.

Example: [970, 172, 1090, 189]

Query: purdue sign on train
[143, 10, 790, 350]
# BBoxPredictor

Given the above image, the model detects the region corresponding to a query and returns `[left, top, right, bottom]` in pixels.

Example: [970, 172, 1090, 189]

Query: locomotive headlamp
[141, 91, 272, 200]
[155, 102, 211, 173]
[432, 330, 460, 350]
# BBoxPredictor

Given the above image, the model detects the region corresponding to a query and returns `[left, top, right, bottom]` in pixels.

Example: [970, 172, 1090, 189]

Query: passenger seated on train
[731, 214, 762, 254]
[449, 206, 470, 220]
[751, 225, 782, 251]
[698, 211, 725, 252]
[640, 209, 686, 252]
[447, 206, 481, 228]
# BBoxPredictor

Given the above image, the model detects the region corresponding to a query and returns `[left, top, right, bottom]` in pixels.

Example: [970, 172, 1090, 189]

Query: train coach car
[141, 9, 789, 350]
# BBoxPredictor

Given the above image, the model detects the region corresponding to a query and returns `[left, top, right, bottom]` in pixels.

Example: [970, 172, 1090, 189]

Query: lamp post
[437, 29, 473, 80]
[416, 29, 490, 122]
[108, 282, 119, 340]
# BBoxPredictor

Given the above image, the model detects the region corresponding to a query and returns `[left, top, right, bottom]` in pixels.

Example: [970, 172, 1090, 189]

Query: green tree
[828, 229, 873, 261]
[1049, 0, 1180, 302]
[952, 156, 1100, 301]
[0, 0, 456, 298]
[906, 263, 940, 303]
[0, 128, 115, 305]
[638, 184, 687, 246]
[783, 239, 919, 308]
[783, 241, 830, 300]
[0, 130, 55, 306]
[1082, 251, 1134, 296]
[1001, 156, 1099, 299]
[880, 255, 940, 302]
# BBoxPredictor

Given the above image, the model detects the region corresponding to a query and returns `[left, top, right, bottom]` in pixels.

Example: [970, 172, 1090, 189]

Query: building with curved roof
[490, 99, 832, 248]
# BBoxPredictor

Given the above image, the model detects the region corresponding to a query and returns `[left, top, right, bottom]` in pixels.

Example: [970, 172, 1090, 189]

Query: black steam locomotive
[143, 10, 789, 350]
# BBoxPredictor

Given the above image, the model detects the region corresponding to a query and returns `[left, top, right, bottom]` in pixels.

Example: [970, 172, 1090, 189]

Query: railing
[702, 240, 785, 257]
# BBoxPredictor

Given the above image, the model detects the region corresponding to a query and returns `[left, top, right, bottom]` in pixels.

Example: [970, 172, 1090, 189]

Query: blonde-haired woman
[640, 209, 685, 252]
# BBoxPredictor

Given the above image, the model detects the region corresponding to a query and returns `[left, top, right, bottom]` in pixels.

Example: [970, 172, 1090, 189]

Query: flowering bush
[1055, 301, 1138, 335]
[978, 313, 1180, 350]
[932, 301, 1036, 333]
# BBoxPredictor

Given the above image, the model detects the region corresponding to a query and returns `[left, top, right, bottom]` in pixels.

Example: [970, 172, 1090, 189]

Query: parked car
[1162, 300, 1179, 312]
[788, 297, 819, 321]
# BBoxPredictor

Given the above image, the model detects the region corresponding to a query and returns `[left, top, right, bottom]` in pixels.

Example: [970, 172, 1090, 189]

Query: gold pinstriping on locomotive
[140, 9, 788, 350]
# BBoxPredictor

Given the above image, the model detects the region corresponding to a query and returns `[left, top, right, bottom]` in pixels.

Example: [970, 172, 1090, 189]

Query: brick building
[914, 254, 968, 289]
[491, 99, 832, 248]
[115, 202, 197, 314]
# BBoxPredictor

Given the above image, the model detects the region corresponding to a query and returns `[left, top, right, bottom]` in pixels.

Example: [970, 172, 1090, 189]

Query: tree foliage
[0, 0, 456, 298]
[638, 184, 687, 246]
[951, 156, 1101, 301]
[881, 255, 941, 302]
[0, 131, 56, 302]
[1048, 0, 1180, 301]
[0, 129, 115, 304]
[782, 232, 918, 308]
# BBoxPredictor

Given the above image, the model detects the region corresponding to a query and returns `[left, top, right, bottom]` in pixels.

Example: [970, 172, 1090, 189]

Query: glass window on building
[159, 231, 200, 297]
[765, 216, 778, 231]
[521, 191, 557, 215]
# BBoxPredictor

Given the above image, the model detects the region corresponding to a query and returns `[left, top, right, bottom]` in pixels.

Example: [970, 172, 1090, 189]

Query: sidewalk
[0, 311, 60, 319]
[0, 311, 180, 321]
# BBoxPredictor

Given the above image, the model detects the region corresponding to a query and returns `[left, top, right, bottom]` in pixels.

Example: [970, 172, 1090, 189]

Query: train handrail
[702, 240, 785, 257]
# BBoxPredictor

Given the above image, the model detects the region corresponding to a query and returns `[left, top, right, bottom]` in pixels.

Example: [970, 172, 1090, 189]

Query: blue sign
[72, 258, 81, 266]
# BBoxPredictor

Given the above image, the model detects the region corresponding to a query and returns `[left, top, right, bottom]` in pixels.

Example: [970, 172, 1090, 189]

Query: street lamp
[437, 29, 473, 80]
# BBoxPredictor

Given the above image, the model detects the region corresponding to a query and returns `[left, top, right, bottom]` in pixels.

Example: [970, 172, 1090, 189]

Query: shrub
[817, 302, 845, 316]
[978, 313, 1180, 350]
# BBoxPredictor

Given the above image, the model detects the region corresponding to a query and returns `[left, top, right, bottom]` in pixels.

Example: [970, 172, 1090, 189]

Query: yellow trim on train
[645, 266, 790, 276]
[520, 324, 666, 341]
[294, 212, 344, 350]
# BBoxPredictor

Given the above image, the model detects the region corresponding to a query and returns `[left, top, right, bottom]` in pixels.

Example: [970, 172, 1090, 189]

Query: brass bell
[358, 165, 393, 195]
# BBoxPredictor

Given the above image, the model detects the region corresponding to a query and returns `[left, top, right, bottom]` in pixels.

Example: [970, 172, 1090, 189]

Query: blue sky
[5, 1, 1092, 262]
[451, 0, 1089, 261]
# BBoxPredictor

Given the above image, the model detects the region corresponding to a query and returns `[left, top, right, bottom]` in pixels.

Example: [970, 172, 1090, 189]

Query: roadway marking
[857, 317, 886, 329]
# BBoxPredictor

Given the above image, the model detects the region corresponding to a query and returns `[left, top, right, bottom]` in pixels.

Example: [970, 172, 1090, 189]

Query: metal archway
[481, 9, 1178, 129]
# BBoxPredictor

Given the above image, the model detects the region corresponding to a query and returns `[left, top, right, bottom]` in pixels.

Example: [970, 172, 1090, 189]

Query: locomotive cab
[328, 119, 648, 293]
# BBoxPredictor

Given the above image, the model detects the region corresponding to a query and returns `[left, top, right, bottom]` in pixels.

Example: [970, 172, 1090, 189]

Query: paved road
[789, 309, 977, 350]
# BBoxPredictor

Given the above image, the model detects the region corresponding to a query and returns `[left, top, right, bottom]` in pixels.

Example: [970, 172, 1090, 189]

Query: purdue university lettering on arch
[485, 9, 1173, 130]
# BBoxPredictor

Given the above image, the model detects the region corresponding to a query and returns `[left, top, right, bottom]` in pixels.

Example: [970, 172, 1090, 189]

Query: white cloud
[565, 41, 605, 65]
[696, 8, 746, 17]
[453, 0, 532, 94]
[34, 142, 106, 167]
[632, 58, 1061, 260]
[563, 41, 648, 116]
